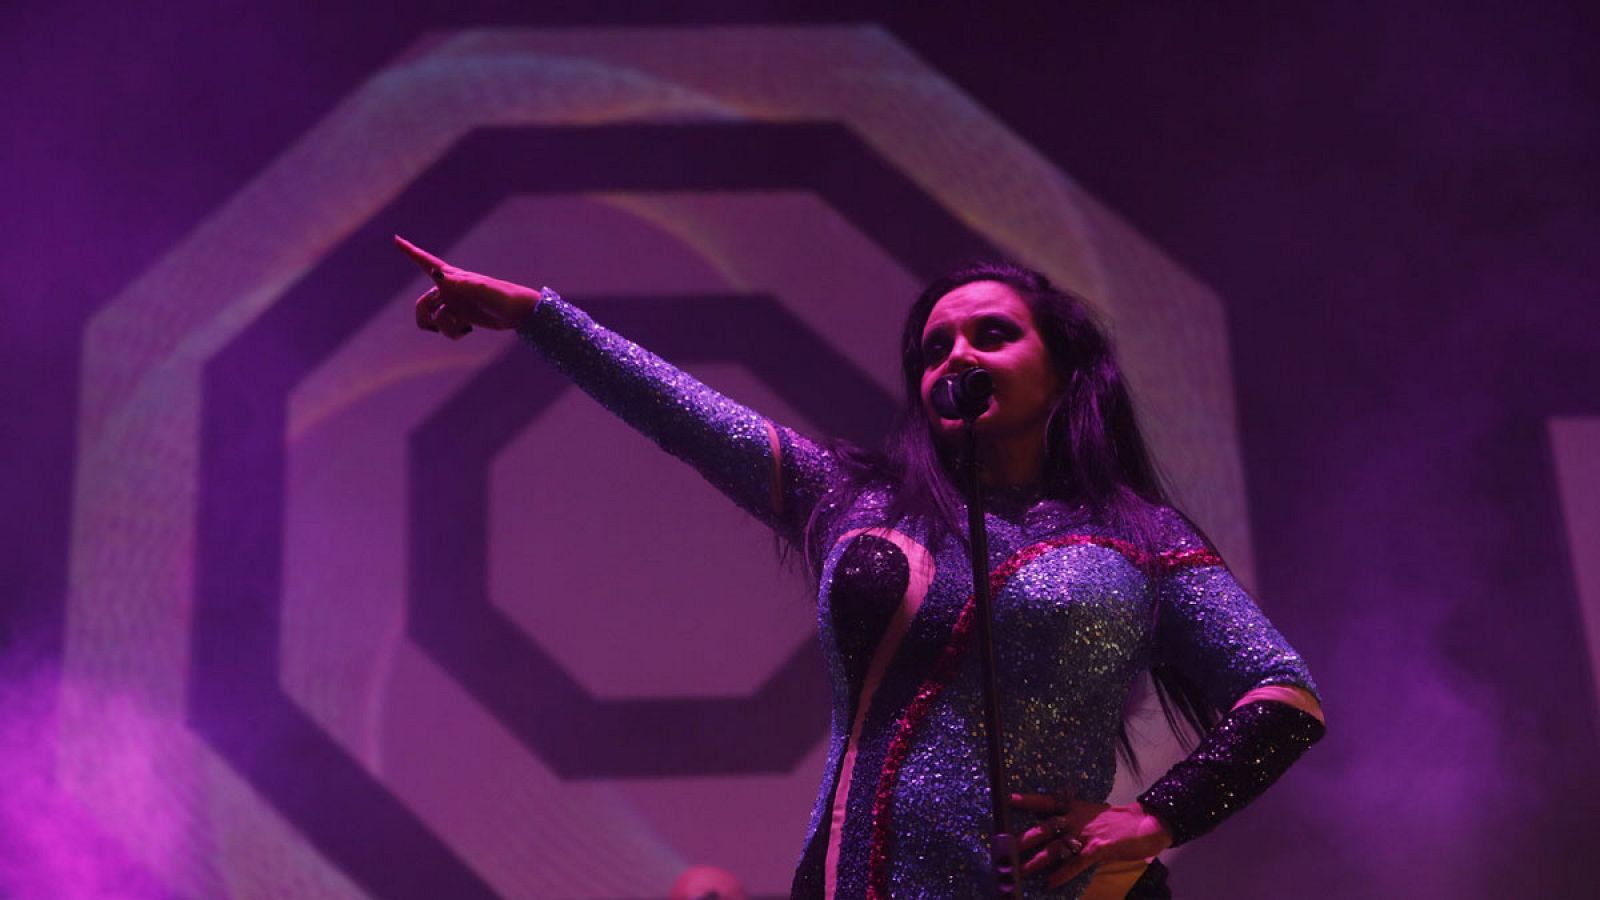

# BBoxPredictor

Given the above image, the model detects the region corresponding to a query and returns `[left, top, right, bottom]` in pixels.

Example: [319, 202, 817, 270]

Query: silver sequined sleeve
[1152, 513, 1320, 710]
[516, 289, 836, 542]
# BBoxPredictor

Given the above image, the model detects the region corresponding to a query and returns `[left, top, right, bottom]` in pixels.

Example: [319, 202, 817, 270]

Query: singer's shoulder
[1145, 505, 1227, 562]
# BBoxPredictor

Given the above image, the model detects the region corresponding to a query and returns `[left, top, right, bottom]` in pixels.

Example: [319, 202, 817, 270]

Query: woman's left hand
[1010, 791, 1173, 889]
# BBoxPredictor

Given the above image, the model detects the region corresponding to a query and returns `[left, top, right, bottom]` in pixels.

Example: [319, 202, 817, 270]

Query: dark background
[6, 2, 1598, 897]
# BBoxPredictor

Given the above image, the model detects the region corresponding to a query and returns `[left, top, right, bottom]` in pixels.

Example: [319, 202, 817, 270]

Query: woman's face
[918, 280, 1061, 446]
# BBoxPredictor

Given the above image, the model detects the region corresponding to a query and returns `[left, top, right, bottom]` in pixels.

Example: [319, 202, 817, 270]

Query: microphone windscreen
[931, 373, 964, 420]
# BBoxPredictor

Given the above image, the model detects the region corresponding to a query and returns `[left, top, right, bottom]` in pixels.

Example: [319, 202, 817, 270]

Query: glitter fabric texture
[518, 288, 835, 543]
[864, 535, 1230, 900]
[828, 535, 911, 709]
[1136, 700, 1327, 846]
[519, 293, 1319, 899]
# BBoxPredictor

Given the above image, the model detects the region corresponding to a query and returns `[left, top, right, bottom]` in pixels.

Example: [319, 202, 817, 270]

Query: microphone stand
[958, 418, 1021, 896]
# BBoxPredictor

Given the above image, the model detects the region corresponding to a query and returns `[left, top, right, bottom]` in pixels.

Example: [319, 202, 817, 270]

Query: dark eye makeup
[976, 316, 1021, 342]
[920, 315, 1021, 365]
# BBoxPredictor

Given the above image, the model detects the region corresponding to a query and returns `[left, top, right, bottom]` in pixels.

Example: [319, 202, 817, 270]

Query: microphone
[930, 368, 994, 421]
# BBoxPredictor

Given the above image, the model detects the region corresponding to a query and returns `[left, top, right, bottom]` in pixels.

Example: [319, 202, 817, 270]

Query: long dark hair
[807, 261, 1219, 770]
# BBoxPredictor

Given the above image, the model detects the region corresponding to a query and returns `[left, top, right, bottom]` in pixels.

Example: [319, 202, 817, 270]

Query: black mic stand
[956, 418, 1022, 896]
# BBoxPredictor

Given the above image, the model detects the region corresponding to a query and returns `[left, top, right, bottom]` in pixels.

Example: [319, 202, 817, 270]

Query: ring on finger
[1049, 837, 1084, 861]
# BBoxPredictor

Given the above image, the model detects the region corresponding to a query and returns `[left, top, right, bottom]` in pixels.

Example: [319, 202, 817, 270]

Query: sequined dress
[519, 292, 1318, 900]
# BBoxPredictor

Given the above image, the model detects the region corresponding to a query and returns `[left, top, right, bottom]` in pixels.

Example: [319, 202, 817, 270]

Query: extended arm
[398, 236, 835, 541]
[517, 289, 834, 539]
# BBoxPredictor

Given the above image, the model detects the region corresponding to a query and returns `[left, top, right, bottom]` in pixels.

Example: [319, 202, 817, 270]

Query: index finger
[393, 235, 448, 276]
